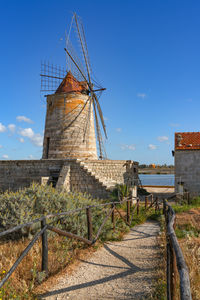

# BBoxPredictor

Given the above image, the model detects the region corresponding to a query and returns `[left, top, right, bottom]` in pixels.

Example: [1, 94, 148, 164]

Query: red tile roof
[56, 71, 88, 94]
[175, 132, 200, 150]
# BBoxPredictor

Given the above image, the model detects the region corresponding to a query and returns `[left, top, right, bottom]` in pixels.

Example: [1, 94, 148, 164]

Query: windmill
[41, 13, 107, 160]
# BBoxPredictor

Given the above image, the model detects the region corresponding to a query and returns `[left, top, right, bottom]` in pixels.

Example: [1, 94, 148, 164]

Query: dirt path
[39, 221, 160, 300]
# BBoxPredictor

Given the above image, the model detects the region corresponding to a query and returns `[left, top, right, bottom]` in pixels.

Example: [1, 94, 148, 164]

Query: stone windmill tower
[41, 13, 107, 161]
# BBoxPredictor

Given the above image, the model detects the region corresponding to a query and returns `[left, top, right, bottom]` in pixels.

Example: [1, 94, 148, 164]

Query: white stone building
[174, 132, 200, 196]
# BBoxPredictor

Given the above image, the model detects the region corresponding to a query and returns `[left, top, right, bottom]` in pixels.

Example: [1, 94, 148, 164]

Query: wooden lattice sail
[41, 13, 107, 160]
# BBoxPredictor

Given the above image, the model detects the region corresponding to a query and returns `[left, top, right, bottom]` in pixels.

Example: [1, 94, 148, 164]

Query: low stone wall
[0, 159, 64, 191]
[0, 159, 138, 199]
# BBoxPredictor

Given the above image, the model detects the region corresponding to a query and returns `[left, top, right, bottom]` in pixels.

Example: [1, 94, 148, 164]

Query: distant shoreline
[139, 168, 174, 175]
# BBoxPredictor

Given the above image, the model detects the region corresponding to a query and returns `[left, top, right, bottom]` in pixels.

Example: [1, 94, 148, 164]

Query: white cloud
[0, 145, 3, 149]
[148, 144, 157, 150]
[8, 124, 16, 133]
[121, 144, 136, 151]
[0, 123, 6, 132]
[137, 93, 146, 99]
[103, 116, 108, 121]
[116, 128, 122, 133]
[19, 128, 34, 138]
[28, 155, 34, 159]
[2, 154, 8, 159]
[157, 136, 169, 142]
[31, 134, 43, 147]
[19, 128, 43, 147]
[16, 116, 33, 123]
[18, 138, 24, 143]
[170, 123, 180, 127]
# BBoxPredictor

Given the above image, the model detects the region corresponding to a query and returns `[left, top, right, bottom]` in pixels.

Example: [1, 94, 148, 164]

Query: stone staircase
[76, 159, 116, 192]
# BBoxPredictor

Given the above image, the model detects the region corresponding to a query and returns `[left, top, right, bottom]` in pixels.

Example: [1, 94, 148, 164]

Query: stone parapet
[0, 159, 138, 199]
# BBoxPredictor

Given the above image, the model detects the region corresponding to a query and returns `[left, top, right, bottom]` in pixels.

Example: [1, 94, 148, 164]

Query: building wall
[42, 92, 97, 160]
[175, 150, 200, 195]
[0, 160, 64, 192]
[0, 159, 138, 199]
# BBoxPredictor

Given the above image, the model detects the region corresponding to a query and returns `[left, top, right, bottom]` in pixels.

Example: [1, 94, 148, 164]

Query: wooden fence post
[163, 199, 166, 215]
[170, 240, 177, 299]
[86, 207, 93, 241]
[41, 217, 48, 275]
[155, 197, 158, 212]
[167, 236, 171, 300]
[137, 198, 140, 215]
[111, 203, 115, 231]
[126, 200, 130, 224]
[187, 192, 190, 205]
[145, 196, 148, 209]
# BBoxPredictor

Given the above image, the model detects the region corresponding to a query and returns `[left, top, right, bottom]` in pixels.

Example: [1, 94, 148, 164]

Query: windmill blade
[65, 17, 88, 81]
[64, 47, 88, 84]
[74, 13, 92, 86]
[80, 18, 92, 76]
[92, 92, 107, 139]
[93, 99, 103, 159]
[83, 97, 92, 143]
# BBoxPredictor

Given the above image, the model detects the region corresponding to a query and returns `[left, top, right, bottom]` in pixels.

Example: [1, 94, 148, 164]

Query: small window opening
[46, 137, 50, 159]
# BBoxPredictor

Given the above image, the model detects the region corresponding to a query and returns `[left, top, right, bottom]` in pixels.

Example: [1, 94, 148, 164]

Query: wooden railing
[0, 196, 151, 288]
[163, 200, 192, 300]
[1, 194, 190, 299]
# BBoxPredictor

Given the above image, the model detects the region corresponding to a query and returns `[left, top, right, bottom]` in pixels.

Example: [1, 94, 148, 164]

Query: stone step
[77, 160, 110, 191]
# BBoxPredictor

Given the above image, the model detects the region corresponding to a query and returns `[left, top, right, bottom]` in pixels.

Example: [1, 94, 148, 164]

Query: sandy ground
[38, 221, 161, 300]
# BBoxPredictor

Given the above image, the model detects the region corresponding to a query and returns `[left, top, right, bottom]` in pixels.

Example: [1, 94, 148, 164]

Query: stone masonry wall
[0, 160, 64, 192]
[82, 160, 138, 186]
[70, 162, 109, 199]
[175, 150, 200, 195]
[0, 159, 138, 199]
[42, 92, 97, 160]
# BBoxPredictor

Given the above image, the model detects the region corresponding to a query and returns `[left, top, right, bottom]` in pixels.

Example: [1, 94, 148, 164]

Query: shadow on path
[38, 242, 155, 299]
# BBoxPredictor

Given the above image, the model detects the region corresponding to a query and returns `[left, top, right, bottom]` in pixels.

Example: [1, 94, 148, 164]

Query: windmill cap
[55, 71, 88, 94]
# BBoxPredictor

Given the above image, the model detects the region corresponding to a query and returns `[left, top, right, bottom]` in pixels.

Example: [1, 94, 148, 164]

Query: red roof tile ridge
[175, 131, 200, 134]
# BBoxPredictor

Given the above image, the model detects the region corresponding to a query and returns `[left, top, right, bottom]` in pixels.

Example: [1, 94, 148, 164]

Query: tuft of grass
[175, 223, 200, 239]
[172, 196, 200, 213]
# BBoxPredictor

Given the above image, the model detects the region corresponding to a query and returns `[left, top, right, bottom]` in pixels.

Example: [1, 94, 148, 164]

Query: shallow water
[139, 174, 175, 186]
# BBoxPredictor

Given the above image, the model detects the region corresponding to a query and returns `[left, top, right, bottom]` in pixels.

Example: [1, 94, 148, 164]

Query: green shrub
[0, 183, 101, 237]
[0, 183, 130, 242]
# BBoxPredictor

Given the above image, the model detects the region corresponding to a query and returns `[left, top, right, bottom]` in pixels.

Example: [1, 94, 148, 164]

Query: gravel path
[39, 221, 160, 300]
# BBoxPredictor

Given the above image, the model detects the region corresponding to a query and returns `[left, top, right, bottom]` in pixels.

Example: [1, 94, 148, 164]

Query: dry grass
[149, 215, 167, 300]
[175, 208, 200, 300]
[0, 216, 129, 299]
[0, 234, 90, 299]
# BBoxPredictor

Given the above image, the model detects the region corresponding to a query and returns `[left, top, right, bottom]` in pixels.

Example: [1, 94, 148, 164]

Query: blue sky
[0, 0, 200, 164]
